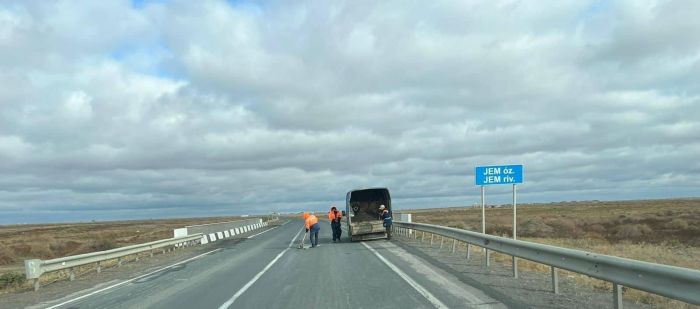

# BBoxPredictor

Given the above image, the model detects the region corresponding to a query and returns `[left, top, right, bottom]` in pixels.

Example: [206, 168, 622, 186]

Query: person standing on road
[303, 212, 320, 248]
[328, 206, 343, 242]
[379, 205, 392, 240]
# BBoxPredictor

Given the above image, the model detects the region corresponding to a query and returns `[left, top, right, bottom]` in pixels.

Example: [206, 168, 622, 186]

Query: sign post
[513, 183, 518, 278]
[474, 165, 523, 272]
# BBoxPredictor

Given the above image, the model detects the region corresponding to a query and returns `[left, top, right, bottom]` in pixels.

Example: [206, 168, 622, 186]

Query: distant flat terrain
[0, 216, 251, 273]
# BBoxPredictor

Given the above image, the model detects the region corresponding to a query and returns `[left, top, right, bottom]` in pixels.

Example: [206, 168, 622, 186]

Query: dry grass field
[409, 198, 700, 308]
[0, 216, 250, 292]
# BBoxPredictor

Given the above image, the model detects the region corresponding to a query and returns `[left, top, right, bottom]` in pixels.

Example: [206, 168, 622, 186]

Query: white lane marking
[218, 227, 304, 309]
[44, 249, 222, 309]
[247, 226, 279, 239]
[361, 242, 448, 309]
[374, 241, 502, 307]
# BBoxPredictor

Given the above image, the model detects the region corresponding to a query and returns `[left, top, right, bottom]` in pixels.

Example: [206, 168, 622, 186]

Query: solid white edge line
[247, 226, 279, 239]
[218, 226, 304, 309]
[361, 242, 448, 309]
[44, 248, 222, 309]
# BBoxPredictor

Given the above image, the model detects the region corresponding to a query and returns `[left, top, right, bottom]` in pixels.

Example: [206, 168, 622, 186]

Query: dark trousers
[385, 224, 392, 239]
[331, 221, 342, 241]
[310, 223, 320, 247]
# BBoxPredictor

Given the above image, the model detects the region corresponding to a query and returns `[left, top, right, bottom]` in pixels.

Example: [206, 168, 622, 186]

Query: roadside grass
[0, 216, 247, 293]
[408, 198, 700, 309]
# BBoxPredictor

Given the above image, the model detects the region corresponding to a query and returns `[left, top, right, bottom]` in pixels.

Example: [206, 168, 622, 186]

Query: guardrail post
[414, 229, 418, 239]
[613, 283, 623, 309]
[451, 239, 456, 254]
[466, 244, 471, 261]
[150, 249, 154, 257]
[485, 249, 490, 267]
[439, 236, 444, 250]
[551, 266, 559, 294]
[96, 261, 101, 274]
[430, 234, 434, 246]
[513, 257, 519, 278]
[421, 231, 425, 242]
[33, 278, 40, 291]
[69, 267, 75, 281]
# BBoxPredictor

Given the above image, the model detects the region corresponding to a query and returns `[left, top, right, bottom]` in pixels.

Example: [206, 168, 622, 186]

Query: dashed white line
[218, 226, 304, 309]
[361, 241, 448, 309]
[44, 248, 222, 309]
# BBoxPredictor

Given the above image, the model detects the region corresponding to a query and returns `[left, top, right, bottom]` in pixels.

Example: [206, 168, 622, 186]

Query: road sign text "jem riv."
[475, 165, 523, 185]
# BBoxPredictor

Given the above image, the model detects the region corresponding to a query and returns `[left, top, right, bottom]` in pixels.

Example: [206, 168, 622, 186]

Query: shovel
[297, 231, 308, 249]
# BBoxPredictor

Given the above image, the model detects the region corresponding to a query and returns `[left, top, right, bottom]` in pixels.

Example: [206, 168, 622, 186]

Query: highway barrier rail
[173, 218, 266, 244]
[24, 234, 203, 291]
[393, 221, 700, 308]
[23, 218, 273, 292]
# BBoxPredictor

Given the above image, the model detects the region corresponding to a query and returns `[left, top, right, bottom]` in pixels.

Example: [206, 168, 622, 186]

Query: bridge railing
[393, 221, 700, 307]
[24, 234, 203, 291]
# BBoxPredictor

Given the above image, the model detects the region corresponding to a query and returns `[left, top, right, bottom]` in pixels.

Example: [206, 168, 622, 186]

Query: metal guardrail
[24, 233, 203, 291]
[173, 218, 263, 237]
[393, 221, 700, 307]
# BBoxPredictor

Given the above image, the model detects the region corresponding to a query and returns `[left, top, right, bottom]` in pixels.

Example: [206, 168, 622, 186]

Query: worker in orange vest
[328, 206, 343, 242]
[303, 212, 320, 248]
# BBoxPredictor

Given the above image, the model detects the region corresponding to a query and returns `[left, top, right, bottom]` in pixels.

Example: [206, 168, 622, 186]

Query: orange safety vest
[305, 215, 319, 229]
[328, 210, 342, 221]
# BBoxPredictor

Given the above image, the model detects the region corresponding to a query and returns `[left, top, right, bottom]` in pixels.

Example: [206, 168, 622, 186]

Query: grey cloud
[0, 0, 699, 224]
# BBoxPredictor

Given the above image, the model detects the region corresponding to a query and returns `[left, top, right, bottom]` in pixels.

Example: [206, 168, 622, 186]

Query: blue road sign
[475, 165, 523, 185]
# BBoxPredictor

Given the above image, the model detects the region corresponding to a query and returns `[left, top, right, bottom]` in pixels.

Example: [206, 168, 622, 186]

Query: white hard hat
[379, 205, 385, 210]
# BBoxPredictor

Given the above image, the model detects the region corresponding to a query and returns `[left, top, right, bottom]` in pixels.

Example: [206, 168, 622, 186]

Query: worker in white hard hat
[378, 204, 392, 239]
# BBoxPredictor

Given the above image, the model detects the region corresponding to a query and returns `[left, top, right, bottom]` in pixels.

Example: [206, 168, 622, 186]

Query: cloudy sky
[1, 0, 699, 224]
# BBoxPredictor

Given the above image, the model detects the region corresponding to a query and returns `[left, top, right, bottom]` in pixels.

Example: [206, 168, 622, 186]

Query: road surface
[30, 219, 507, 309]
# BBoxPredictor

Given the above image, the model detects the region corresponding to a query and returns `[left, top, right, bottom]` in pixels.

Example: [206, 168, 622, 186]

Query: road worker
[328, 206, 343, 242]
[303, 212, 320, 248]
[379, 205, 392, 240]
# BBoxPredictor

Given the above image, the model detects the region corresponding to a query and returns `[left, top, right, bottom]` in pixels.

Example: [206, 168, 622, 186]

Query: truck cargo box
[346, 188, 391, 241]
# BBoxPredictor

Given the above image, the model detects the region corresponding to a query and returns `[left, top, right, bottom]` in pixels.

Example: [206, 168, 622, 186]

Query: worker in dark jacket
[379, 204, 392, 240]
[328, 206, 343, 242]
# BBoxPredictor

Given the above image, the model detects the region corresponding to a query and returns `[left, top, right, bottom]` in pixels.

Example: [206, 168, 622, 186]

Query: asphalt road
[30, 220, 507, 309]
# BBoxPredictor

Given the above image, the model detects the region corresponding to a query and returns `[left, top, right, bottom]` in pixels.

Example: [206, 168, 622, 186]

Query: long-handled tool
[297, 230, 308, 249]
